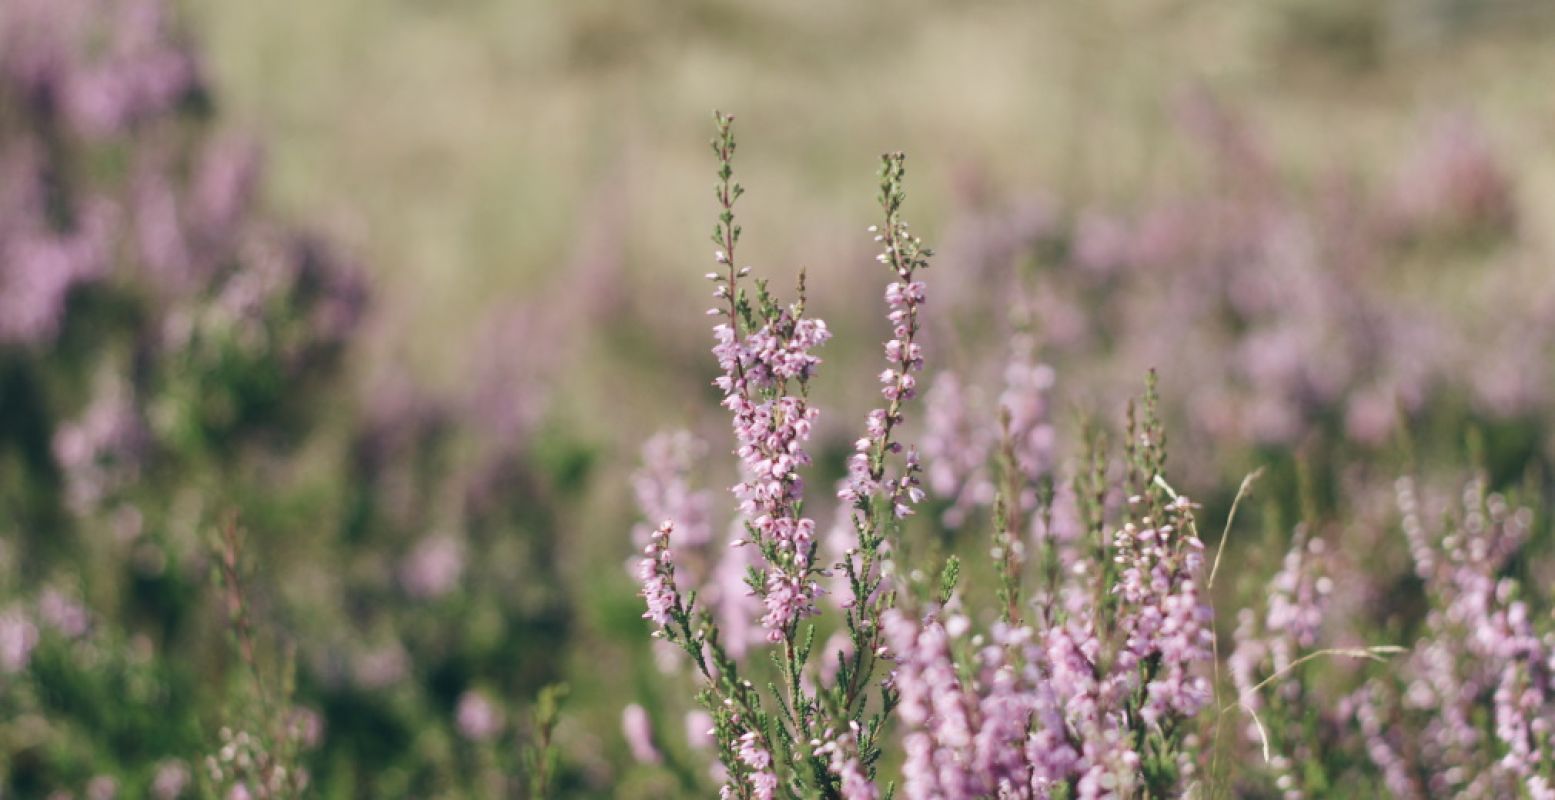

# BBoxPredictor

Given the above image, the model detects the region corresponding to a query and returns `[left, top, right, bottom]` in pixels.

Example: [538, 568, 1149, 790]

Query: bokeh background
[4, 0, 1555, 796]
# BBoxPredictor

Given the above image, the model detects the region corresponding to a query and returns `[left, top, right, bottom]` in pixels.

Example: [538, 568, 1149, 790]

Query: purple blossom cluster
[0, 607, 39, 673]
[639, 520, 683, 629]
[0, 0, 593, 792]
[877, 482, 1213, 799]
[1352, 477, 1555, 799]
[635, 120, 945, 800]
[1113, 493, 1214, 728]
[1388, 113, 1517, 240]
[398, 534, 465, 600]
[457, 690, 505, 742]
[0, 0, 369, 528]
[633, 113, 1317, 800]
[814, 725, 877, 800]
[931, 93, 1553, 486]
[732, 731, 778, 800]
[944, 95, 1555, 788]
[921, 371, 996, 526]
[700, 122, 836, 647]
[630, 431, 766, 663]
[632, 431, 715, 554]
[52, 378, 150, 512]
[0, 0, 333, 353]
[1227, 528, 1335, 798]
[621, 703, 662, 765]
[923, 334, 1056, 530]
[837, 197, 929, 519]
[1, 0, 200, 140]
[883, 608, 1052, 798]
[719, 315, 829, 638]
[0, 170, 113, 344]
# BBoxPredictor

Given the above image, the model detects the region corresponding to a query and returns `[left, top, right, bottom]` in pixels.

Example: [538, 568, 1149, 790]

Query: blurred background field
[5, 0, 1555, 796]
[190, 0, 1555, 378]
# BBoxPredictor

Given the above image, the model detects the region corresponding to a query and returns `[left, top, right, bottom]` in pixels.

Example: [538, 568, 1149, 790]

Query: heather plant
[930, 93, 1552, 493]
[6, 0, 1555, 796]
[637, 111, 912, 798]
[1223, 519, 1346, 797]
[0, 0, 587, 793]
[1346, 475, 1555, 798]
[0, 0, 359, 789]
[622, 110, 1555, 800]
[631, 113, 1324, 799]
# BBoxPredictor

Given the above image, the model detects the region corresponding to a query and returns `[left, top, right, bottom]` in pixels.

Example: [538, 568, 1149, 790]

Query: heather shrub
[3, 2, 1555, 798]
[0, 0, 355, 790]
[629, 113, 1555, 800]
[631, 114, 1225, 798]
[929, 94, 1549, 493]
[0, 0, 584, 794]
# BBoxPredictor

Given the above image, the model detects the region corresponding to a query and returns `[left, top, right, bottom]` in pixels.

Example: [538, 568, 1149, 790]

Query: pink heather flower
[711, 288, 830, 640]
[455, 690, 504, 742]
[1354, 477, 1549, 798]
[632, 431, 714, 553]
[821, 480, 897, 613]
[1110, 496, 1214, 728]
[886, 607, 1094, 799]
[638, 521, 681, 628]
[839, 283, 920, 507]
[760, 570, 822, 642]
[1229, 527, 1333, 793]
[131, 155, 194, 292]
[129, 135, 262, 297]
[914, 95, 1555, 471]
[151, 760, 191, 799]
[622, 703, 662, 765]
[67, 1, 200, 138]
[1345, 384, 1401, 446]
[191, 134, 261, 243]
[52, 377, 149, 512]
[920, 372, 995, 529]
[736, 731, 778, 800]
[399, 534, 464, 600]
[919, 338, 1054, 533]
[999, 336, 1057, 491]
[881, 608, 986, 799]
[86, 776, 118, 800]
[1071, 210, 1134, 276]
[0, 0, 200, 139]
[877, 485, 1211, 798]
[839, 198, 930, 522]
[816, 726, 878, 800]
[287, 707, 325, 750]
[0, 608, 39, 673]
[628, 433, 753, 663]
[1352, 684, 1422, 798]
[38, 588, 90, 638]
[0, 196, 114, 343]
[1390, 113, 1515, 238]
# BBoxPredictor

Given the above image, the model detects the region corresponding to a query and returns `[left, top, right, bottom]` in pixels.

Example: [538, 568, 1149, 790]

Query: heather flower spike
[633, 112, 943, 797]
